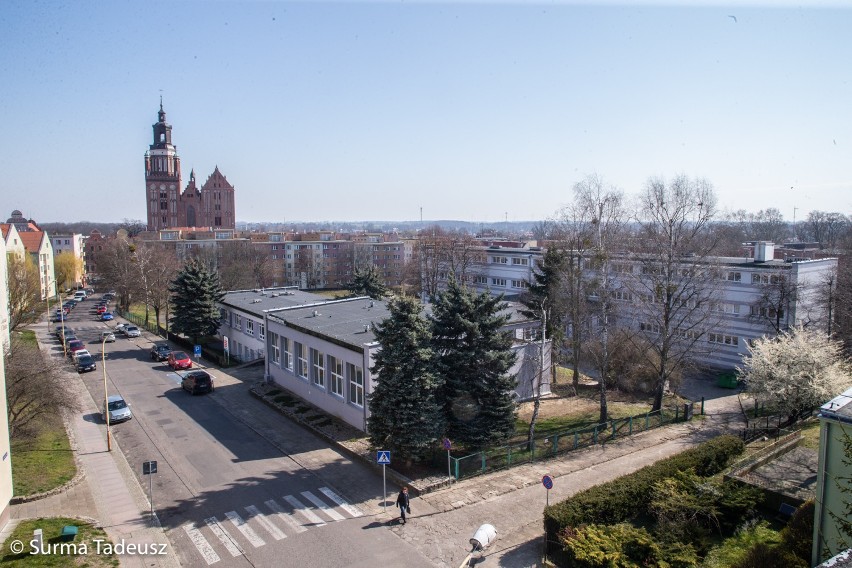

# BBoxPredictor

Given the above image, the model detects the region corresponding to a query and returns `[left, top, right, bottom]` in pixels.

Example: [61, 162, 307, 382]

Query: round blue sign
[542, 475, 554, 490]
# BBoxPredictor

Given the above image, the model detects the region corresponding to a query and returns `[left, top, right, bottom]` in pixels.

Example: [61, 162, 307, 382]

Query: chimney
[755, 241, 774, 262]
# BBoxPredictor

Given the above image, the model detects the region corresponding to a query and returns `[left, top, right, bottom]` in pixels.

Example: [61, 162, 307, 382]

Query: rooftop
[820, 387, 852, 424]
[221, 287, 327, 318]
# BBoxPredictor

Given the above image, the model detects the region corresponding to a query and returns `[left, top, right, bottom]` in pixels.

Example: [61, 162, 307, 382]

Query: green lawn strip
[16, 330, 37, 346]
[0, 517, 119, 567]
[11, 415, 76, 497]
[513, 401, 673, 440]
[796, 420, 821, 450]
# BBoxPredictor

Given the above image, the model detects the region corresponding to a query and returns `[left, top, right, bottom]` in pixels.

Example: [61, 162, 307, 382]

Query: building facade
[144, 103, 236, 232]
[51, 233, 86, 289]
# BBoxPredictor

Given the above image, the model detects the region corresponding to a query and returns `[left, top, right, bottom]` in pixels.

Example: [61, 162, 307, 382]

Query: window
[246, 320, 254, 336]
[610, 263, 632, 274]
[269, 332, 280, 364]
[640, 322, 662, 334]
[235, 314, 242, 331]
[492, 278, 507, 287]
[296, 343, 308, 378]
[751, 306, 784, 319]
[259, 323, 265, 340]
[282, 337, 292, 371]
[348, 363, 364, 406]
[512, 280, 528, 288]
[312, 349, 325, 387]
[723, 271, 742, 282]
[611, 290, 632, 302]
[512, 257, 529, 265]
[708, 332, 739, 346]
[329, 356, 344, 396]
[491, 256, 508, 264]
[474, 275, 488, 284]
[713, 303, 741, 315]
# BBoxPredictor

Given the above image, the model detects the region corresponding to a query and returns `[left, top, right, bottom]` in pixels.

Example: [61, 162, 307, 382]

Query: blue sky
[1, 1, 850, 224]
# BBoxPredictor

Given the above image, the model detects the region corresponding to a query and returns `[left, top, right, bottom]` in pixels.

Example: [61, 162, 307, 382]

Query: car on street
[72, 349, 91, 362]
[96, 305, 108, 314]
[167, 351, 192, 370]
[103, 395, 132, 423]
[114, 323, 126, 334]
[181, 370, 214, 394]
[100, 331, 116, 343]
[103, 292, 115, 300]
[67, 340, 86, 356]
[122, 325, 140, 337]
[76, 354, 97, 373]
[50, 313, 64, 323]
[150, 343, 172, 361]
[100, 312, 114, 321]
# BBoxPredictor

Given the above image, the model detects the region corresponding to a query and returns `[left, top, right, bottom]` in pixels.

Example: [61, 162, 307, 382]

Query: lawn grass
[16, 329, 37, 347]
[0, 517, 119, 567]
[11, 414, 76, 497]
[797, 420, 821, 450]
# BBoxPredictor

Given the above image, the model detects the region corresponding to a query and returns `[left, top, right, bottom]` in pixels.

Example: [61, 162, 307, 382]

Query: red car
[167, 351, 192, 370]
[96, 305, 107, 314]
[67, 340, 86, 357]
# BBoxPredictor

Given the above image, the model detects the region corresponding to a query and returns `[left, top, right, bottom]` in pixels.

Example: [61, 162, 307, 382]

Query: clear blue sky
[1, 1, 850, 225]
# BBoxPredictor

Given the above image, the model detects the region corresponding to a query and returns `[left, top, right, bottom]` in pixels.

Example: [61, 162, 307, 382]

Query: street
[47, 300, 435, 568]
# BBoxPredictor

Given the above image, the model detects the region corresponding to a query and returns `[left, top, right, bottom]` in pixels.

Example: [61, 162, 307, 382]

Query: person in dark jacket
[396, 486, 410, 524]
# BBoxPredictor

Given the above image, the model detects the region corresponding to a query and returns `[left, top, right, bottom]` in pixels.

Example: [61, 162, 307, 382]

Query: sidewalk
[11, 322, 181, 568]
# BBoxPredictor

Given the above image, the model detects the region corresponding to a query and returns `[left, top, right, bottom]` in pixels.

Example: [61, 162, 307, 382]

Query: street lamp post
[102, 335, 112, 452]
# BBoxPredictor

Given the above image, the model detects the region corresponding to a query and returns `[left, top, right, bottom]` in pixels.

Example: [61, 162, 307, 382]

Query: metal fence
[448, 404, 693, 481]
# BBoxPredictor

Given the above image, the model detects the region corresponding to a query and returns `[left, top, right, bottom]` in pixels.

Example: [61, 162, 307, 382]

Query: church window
[160, 133, 165, 143]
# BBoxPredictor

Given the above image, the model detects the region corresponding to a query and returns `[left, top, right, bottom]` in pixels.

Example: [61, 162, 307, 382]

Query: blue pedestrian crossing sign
[377, 451, 391, 465]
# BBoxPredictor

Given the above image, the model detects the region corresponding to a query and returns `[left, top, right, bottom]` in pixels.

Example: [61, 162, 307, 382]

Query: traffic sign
[442, 438, 452, 450]
[194, 344, 202, 358]
[223, 336, 229, 353]
[143, 460, 158, 475]
[542, 474, 554, 490]
[377, 451, 391, 465]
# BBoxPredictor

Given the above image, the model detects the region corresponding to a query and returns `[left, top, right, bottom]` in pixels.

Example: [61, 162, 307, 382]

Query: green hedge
[544, 435, 745, 546]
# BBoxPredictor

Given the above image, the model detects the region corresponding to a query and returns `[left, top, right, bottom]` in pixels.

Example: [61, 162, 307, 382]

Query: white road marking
[283, 494, 326, 526]
[204, 516, 243, 557]
[302, 490, 345, 521]
[182, 523, 220, 565]
[319, 487, 364, 518]
[225, 510, 266, 548]
[265, 499, 307, 534]
[245, 504, 286, 540]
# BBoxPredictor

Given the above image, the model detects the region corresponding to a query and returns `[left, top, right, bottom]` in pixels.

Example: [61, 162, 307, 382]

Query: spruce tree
[520, 245, 568, 358]
[169, 259, 225, 344]
[431, 280, 517, 450]
[348, 265, 388, 299]
[367, 296, 444, 462]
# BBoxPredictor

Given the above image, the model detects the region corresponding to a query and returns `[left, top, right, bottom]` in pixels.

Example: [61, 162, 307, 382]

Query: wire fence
[448, 403, 695, 481]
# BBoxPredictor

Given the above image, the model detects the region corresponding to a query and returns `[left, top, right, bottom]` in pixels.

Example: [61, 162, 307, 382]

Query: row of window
[490, 256, 530, 265]
[268, 332, 365, 406]
[638, 323, 741, 348]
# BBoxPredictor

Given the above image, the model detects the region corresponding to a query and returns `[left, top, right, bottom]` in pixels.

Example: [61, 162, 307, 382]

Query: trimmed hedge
[544, 435, 745, 546]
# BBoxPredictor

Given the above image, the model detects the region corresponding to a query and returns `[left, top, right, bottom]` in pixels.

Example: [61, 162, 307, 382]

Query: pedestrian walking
[396, 486, 410, 524]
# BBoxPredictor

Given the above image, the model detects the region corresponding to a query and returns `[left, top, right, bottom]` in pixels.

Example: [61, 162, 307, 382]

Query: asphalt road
[49, 297, 435, 568]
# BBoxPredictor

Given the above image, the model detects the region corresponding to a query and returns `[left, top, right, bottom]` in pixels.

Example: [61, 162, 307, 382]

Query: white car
[114, 323, 127, 333]
[72, 349, 91, 362]
[100, 331, 116, 343]
[123, 325, 141, 338]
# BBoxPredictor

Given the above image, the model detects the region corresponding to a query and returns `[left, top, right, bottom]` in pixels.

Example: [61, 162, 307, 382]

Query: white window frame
[329, 355, 344, 397]
[312, 349, 325, 387]
[296, 343, 308, 378]
[259, 323, 265, 340]
[246, 320, 254, 336]
[270, 332, 280, 364]
[282, 337, 292, 371]
[348, 363, 364, 407]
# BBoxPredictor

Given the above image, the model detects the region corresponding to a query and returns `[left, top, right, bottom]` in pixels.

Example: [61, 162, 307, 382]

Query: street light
[102, 334, 112, 452]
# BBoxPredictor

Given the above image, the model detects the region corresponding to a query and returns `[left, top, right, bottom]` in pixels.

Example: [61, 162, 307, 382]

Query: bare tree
[808, 211, 850, 250]
[135, 243, 180, 332]
[749, 271, 798, 334]
[574, 174, 627, 423]
[6, 255, 42, 331]
[628, 175, 721, 412]
[94, 236, 141, 311]
[5, 334, 81, 439]
[417, 227, 481, 300]
[217, 241, 273, 291]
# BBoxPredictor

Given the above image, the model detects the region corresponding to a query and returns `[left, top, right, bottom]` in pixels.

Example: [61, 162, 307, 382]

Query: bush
[544, 435, 745, 545]
[730, 542, 807, 568]
[561, 523, 699, 568]
[780, 500, 815, 562]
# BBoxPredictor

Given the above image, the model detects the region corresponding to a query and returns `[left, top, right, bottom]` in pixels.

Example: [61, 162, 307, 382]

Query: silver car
[103, 395, 132, 423]
[123, 325, 141, 338]
[100, 331, 116, 343]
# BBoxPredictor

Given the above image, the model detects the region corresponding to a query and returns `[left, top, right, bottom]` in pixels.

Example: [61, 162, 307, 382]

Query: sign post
[143, 460, 158, 521]
[542, 474, 554, 507]
[442, 438, 453, 483]
[193, 344, 202, 362]
[223, 336, 229, 366]
[377, 451, 391, 512]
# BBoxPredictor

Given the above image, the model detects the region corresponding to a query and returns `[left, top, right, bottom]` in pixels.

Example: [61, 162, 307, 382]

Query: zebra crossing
[181, 487, 364, 565]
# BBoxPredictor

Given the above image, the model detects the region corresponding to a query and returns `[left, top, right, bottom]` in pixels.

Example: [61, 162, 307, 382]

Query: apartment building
[51, 233, 86, 288]
[262, 297, 551, 432]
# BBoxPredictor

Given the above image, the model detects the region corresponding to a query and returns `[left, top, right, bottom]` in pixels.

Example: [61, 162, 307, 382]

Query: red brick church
[144, 102, 236, 231]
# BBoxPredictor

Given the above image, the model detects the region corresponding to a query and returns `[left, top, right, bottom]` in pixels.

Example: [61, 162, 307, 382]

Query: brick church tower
[144, 101, 236, 231]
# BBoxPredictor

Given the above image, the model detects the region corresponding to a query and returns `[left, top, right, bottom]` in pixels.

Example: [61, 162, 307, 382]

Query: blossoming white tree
[738, 326, 852, 421]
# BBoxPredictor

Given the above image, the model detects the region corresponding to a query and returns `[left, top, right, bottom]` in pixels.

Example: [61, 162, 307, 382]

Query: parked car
[72, 349, 91, 362]
[150, 343, 172, 361]
[103, 292, 115, 300]
[122, 325, 140, 338]
[100, 331, 116, 343]
[103, 395, 132, 423]
[167, 351, 192, 370]
[67, 340, 86, 356]
[76, 354, 97, 373]
[50, 313, 64, 323]
[114, 323, 127, 334]
[96, 305, 108, 314]
[181, 370, 214, 394]
[100, 312, 114, 321]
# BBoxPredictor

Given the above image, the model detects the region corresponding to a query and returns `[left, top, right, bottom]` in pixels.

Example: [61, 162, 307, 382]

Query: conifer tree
[367, 296, 444, 461]
[348, 265, 388, 299]
[169, 259, 225, 344]
[431, 280, 517, 449]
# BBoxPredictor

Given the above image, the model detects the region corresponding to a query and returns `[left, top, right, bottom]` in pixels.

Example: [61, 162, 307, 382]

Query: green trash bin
[717, 372, 739, 389]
